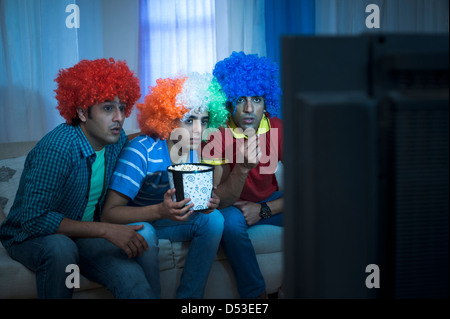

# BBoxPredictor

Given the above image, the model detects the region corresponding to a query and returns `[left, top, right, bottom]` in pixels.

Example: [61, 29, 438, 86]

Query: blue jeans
[6, 222, 159, 299]
[219, 191, 283, 298]
[151, 209, 224, 298]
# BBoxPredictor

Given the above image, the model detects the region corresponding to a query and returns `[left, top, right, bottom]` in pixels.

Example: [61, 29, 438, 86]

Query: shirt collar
[228, 113, 271, 139]
[74, 125, 96, 159]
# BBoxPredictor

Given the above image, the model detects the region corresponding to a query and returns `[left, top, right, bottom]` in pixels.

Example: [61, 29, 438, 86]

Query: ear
[76, 107, 87, 123]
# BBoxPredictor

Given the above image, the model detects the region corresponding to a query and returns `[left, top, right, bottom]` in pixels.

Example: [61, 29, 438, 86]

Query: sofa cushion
[0, 243, 37, 298]
[158, 239, 175, 271]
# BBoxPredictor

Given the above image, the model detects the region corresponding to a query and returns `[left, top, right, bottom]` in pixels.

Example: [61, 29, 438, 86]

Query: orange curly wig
[54, 58, 141, 125]
[137, 76, 188, 139]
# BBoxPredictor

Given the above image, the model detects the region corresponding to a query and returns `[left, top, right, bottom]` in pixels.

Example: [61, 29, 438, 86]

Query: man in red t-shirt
[202, 51, 283, 299]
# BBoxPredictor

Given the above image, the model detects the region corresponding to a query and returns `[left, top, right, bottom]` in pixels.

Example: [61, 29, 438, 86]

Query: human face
[229, 96, 265, 132]
[77, 96, 126, 151]
[177, 109, 209, 150]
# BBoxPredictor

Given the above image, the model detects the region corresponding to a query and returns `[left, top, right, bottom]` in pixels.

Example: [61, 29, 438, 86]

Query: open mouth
[111, 126, 121, 134]
[243, 117, 254, 124]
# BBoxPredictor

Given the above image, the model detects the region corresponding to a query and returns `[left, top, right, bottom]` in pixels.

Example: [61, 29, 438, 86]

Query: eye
[119, 105, 126, 112]
[104, 105, 113, 111]
[183, 118, 193, 124]
[253, 97, 262, 103]
[236, 97, 245, 104]
[201, 118, 209, 125]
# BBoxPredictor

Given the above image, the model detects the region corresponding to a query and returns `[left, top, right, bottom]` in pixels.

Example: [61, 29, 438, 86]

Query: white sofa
[0, 139, 284, 299]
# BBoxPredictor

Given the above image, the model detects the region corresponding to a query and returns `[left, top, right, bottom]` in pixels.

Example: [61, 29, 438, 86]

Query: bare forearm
[266, 197, 283, 215]
[101, 189, 165, 224]
[101, 203, 163, 224]
[216, 165, 251, 208]
[56, 218, 108, 238]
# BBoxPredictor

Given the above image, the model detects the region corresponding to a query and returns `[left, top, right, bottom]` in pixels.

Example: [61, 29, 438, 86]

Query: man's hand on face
[237, 132, 262, 171]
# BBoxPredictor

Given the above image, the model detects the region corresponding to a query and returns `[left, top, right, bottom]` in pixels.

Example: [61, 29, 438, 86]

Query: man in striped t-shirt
[102, 73, 229, 298]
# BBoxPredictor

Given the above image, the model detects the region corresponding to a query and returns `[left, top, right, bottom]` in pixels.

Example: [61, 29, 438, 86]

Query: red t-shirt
[202, 114, 283, 202]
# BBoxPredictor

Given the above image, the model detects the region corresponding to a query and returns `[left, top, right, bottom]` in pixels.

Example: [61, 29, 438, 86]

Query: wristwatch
[259, 202, 272, 219]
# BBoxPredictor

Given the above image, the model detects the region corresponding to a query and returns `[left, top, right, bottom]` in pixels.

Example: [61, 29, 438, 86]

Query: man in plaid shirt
[0, 59, 159, 298]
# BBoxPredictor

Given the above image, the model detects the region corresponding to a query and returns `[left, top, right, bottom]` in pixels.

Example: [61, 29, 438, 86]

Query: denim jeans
[219, 191, 283, 298]
[6, 222, 159, 299]
[151, 209, 224, 298]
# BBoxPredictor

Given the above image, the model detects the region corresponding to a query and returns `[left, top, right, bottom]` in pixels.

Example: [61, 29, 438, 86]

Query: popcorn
[167, 163, 214, 211]
[168, 164, 210, 171]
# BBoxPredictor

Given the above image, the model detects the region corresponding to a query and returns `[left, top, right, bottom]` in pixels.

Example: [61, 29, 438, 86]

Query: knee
[220, 206, 246, 228]
[41, 234, 79, 266]
[203, 209, 224, 233]
[194, 209, 224, 237]
[135, 222, 158, 248]
[208, 209, 224, 230]
[219, 207, 248, 237]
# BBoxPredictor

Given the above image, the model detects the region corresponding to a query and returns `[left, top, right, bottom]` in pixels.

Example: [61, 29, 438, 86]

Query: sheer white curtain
[315, 0, 449, 35]
[139, 0, 266, 94]
[214, 0, 266, 61]
[139, 0, 217, 94]
[0, 0, 103, 143]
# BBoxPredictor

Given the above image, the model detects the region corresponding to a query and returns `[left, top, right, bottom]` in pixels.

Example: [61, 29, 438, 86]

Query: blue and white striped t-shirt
[109, 135, 198, 207]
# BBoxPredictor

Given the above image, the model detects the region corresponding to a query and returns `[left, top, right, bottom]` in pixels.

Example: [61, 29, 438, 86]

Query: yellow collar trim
[228, 114, 271, 139]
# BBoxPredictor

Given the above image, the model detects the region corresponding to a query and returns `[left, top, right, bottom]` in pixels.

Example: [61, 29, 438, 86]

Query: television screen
[282, 34, 449, 298]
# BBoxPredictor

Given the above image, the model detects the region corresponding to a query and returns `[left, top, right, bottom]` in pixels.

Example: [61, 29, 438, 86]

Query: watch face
[261, 206, 271, 219]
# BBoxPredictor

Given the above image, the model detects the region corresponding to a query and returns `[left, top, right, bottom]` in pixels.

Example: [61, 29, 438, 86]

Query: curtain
[315, 0, 449, 35]
[139, 0, 216, 96]
[264, 0, 315, 75]
[214, 0, 266, 62]
[139, 0, 267, 99]
[0, 0, 103, 143]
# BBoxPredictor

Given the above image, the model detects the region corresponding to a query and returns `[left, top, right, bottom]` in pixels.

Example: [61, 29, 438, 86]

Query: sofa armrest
[0, 141, 37, 160]
[127, 131, 142, 141]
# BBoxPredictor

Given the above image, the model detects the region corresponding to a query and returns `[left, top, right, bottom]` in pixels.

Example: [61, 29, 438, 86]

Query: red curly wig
[54, 58, 141, 125]
[137, 76, 188, 139]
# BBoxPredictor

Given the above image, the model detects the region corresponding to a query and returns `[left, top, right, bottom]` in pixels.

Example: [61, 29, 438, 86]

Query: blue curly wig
[212, 51, 282, 117]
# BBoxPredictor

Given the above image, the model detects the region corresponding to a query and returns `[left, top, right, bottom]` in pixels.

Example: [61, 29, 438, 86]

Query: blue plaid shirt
[0, 123, 127, 248]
